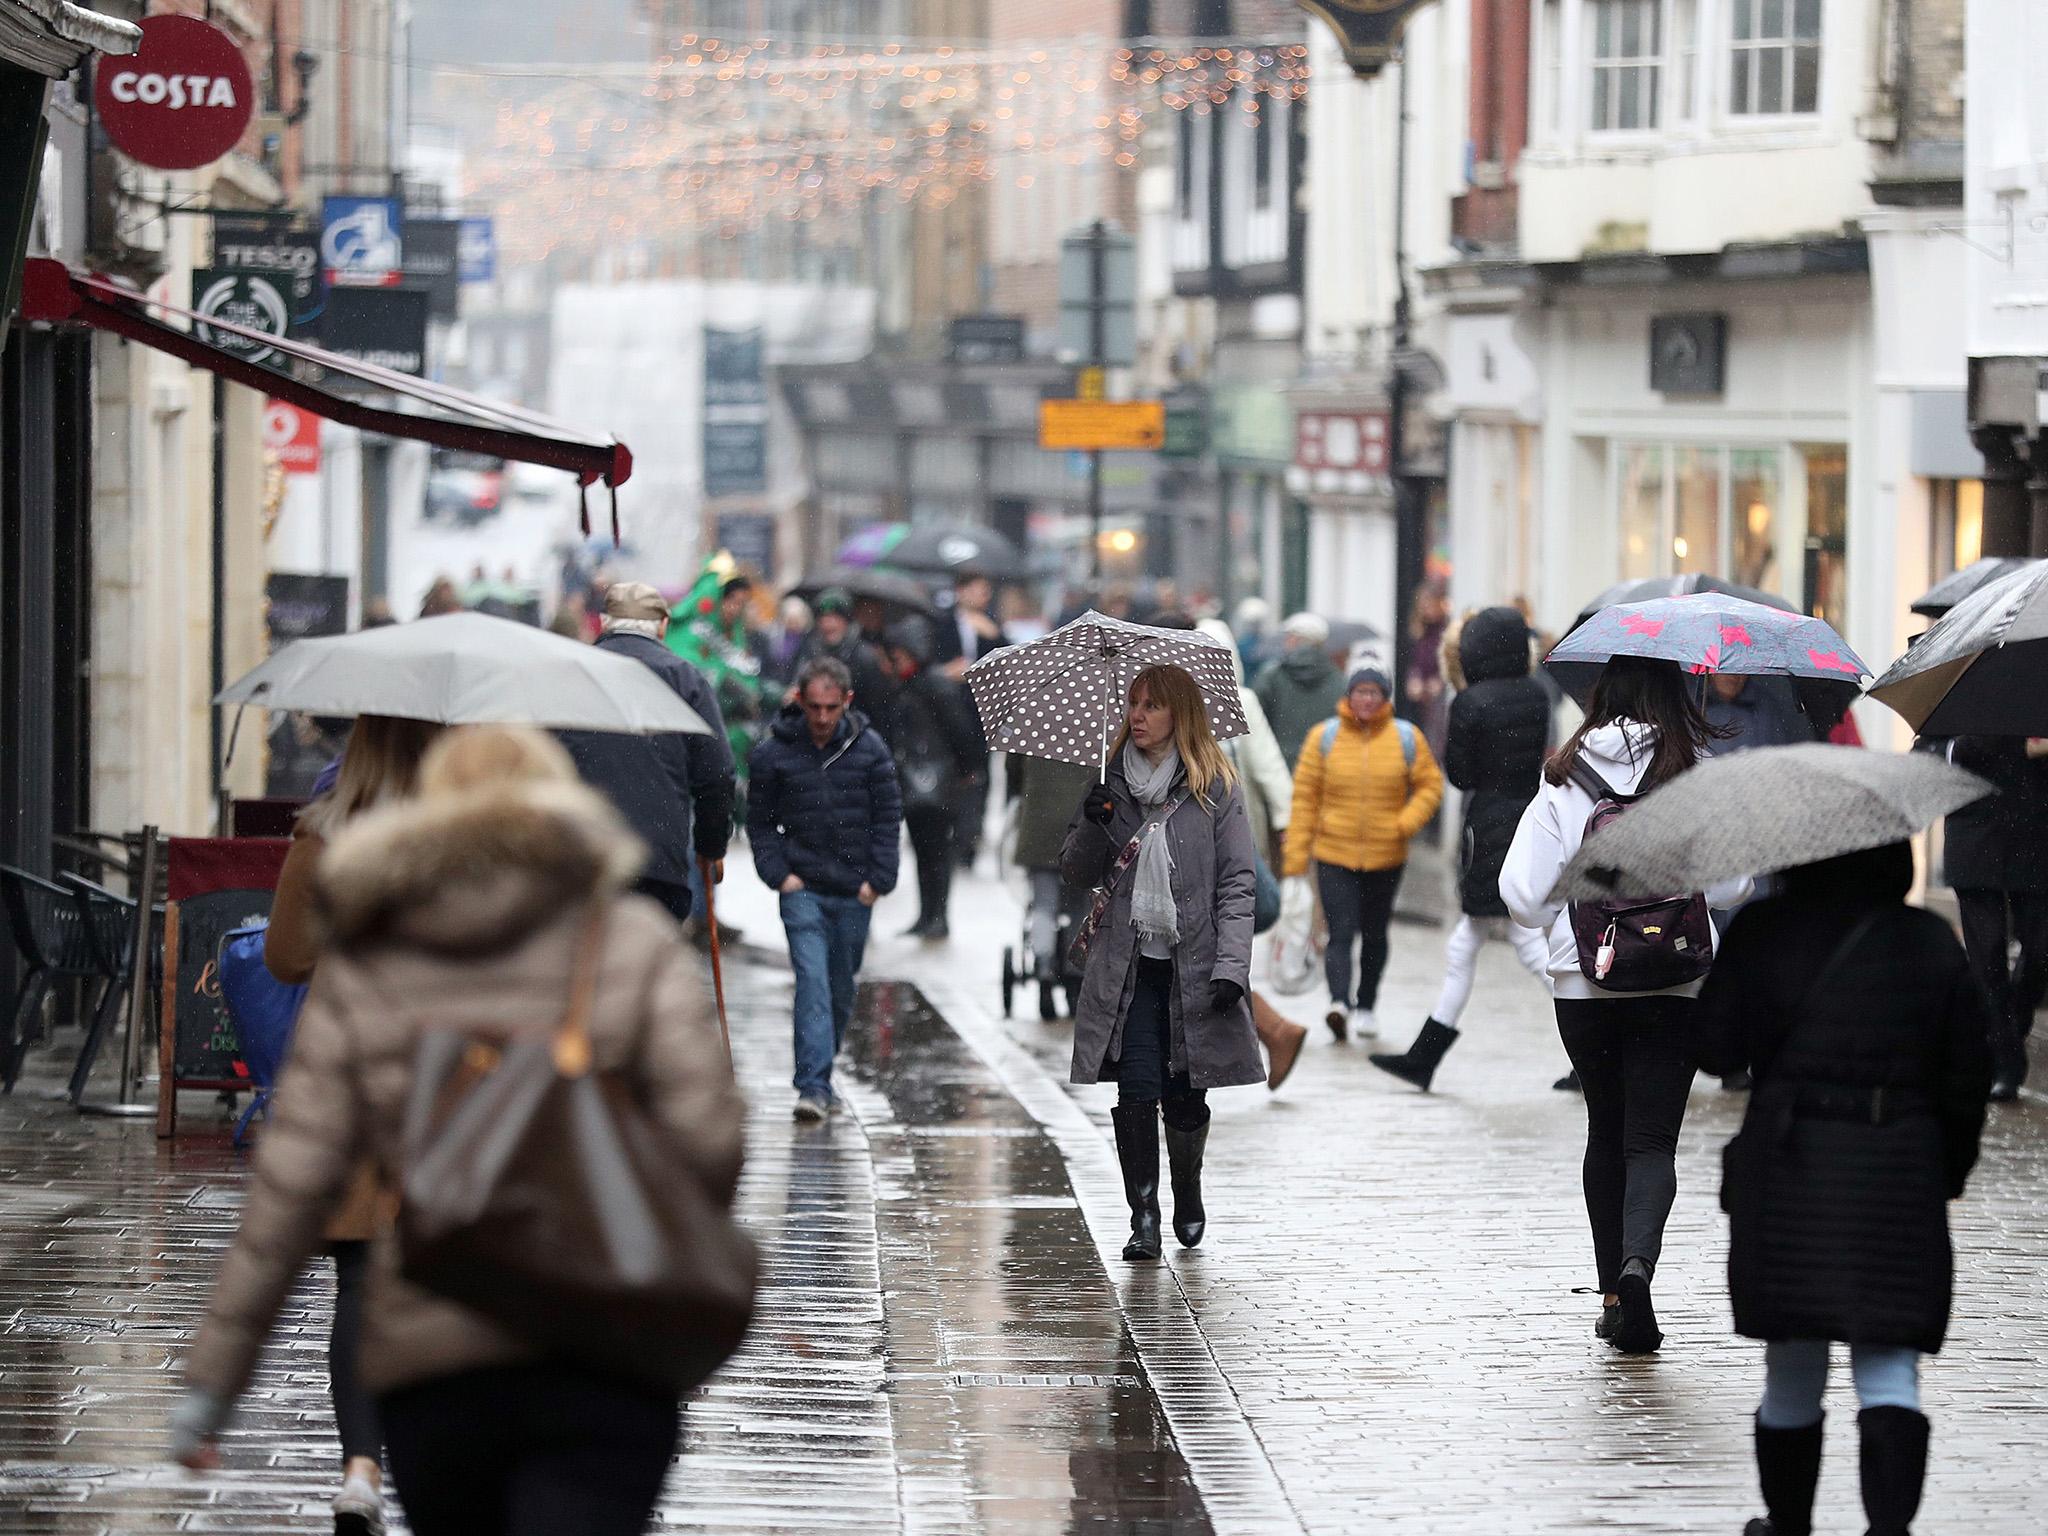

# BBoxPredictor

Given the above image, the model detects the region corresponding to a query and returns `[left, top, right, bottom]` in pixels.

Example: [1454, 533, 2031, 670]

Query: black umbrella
[1910, 557, 2039, 618]
[877, 522, 1024, 581]
[788, 566, 938, 618]
[1870, 560, 2048, 736]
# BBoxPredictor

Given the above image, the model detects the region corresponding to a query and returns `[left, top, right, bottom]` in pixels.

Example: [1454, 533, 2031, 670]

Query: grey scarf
[1121, 742, 1182, 950]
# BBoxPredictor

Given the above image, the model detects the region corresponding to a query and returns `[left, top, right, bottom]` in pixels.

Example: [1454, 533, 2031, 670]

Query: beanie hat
[1282, 612, 1330, 644]
[1347, 665, 1392, 696]
[813, 586, 854, 617]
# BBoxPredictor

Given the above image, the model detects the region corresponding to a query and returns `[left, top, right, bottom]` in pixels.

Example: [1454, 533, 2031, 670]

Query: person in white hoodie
[1499, 655, 1747, 1356]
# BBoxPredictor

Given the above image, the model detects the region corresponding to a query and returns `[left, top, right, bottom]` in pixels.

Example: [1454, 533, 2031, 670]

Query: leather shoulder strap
[552, 903, 608, 1078]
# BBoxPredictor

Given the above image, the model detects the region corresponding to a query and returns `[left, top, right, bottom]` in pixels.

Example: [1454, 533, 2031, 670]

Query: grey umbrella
[1551, 744, 1991, 904]
[1868, 560, 2048, 736]
[1910, 556, 2039, 618]
[218, 612, 712, 734]
[965, 611, 1249, 779]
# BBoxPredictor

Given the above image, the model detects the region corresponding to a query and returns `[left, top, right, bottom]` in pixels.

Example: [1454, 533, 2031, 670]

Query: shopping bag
[1267, 876, 1323, 995]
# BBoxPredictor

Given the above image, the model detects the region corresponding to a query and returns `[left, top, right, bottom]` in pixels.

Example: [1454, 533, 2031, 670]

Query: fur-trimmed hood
[316, 778, 645, 955]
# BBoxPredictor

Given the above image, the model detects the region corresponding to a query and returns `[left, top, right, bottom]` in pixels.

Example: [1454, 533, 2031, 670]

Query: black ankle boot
[1613, 1256, 1662, 1353]
[1742, 1414, 1823, 1536]
[1369, 1018, 1460, 1091]
[1163, 1119, 1208, 1248]
[1110, 1104, 1162, 1261]
[1858, 1406, 1928, 1534]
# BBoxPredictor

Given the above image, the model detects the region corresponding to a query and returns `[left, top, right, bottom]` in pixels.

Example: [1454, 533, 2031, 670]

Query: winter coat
[1059, 763, 1263, 1091]
[1199, 618, 1292, 856]
[1445, 607, 1551, 918]
[558, 630, 735, 895]
[1695, 844, 1992, 1353]
[1704, 676, 1816, 757]
[1499, 720, 1752, 1001]
[1013, 756, 1097, 872]
[746, 704, 903, 897]
[883, 666, 985, 813]
[182, 778, 745, 1404]
[1942, 735, 2048, 893]
[1254, 647, 1347, 770]
[1282, 699, 1445, 878]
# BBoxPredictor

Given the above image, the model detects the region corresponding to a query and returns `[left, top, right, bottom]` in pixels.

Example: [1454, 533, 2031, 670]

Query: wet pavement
[2, 841, 2045, 1533]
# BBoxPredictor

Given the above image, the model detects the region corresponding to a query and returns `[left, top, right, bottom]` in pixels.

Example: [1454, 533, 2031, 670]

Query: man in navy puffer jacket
[747, 657, 902, 1120]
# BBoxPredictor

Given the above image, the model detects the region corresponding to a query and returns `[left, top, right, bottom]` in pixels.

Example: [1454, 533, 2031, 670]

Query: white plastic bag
[1267, 876, 1323, 996]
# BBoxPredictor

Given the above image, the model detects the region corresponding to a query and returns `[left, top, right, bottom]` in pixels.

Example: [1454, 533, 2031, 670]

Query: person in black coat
[793, 587, 898, 738]
[747, 658, 903, 1120]
[1696, 841, 1992, 1536]
[1942, 733, 2048, 1099]
[1371, 606, 1553, 1090]
[879, 617, 986, 940]
[556, 582, 735, 923]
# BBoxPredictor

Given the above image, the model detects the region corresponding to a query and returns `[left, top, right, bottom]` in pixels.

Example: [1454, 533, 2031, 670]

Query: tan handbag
[397, 904, 758, 1393]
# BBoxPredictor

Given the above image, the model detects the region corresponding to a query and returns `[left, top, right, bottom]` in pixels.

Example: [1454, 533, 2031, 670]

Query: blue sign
[457, 216, 497, 283]
[320, 196, 403, 286]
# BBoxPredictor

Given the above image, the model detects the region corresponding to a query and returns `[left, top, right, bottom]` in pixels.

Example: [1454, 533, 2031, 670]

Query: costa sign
[95, 16, 254, 171]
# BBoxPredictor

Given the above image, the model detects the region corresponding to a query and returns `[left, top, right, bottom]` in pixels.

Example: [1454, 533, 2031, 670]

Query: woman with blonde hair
[265, 713, 442, 1536]
[174, 724, 746, 1535]
[1061, 665, 1263, 1261]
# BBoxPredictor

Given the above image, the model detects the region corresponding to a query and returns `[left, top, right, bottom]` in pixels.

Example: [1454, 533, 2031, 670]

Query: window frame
[1585, 0, 1667, 137]
[1726, 0, 1825, 121]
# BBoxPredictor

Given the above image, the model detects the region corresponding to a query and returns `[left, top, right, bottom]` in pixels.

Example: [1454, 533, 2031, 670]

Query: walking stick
[698, 857, 733, 1069]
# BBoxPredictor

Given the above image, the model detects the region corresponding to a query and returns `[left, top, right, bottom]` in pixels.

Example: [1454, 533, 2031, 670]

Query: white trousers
[1431, 915, 1551, 1026]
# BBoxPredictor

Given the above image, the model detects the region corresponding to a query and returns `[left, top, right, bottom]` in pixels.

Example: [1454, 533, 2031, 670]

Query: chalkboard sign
[171, 889, 277, 1087]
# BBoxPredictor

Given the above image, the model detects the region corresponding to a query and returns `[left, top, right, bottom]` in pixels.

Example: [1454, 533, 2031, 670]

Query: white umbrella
[218, 612, 712, 735]
[965, 611, 1248, 779]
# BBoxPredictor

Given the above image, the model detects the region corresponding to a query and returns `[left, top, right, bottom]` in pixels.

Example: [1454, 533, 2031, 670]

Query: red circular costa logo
[94, 16, 255, 172]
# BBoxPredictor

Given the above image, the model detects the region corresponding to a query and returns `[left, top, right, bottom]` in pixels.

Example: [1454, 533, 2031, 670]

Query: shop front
[1212, 381, 1296, 612]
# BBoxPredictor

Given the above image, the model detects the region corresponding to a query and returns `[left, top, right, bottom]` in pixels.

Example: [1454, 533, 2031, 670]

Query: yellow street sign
[1077, 366, 1106, 401]
[1039, 399, 1166, 452]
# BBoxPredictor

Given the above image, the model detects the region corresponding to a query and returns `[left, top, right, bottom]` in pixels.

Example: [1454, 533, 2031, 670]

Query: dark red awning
[20, 258, 632, 519]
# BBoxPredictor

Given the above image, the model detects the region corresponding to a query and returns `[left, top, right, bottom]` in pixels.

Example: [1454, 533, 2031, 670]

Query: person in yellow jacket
[1283, 666, 1445, 1042]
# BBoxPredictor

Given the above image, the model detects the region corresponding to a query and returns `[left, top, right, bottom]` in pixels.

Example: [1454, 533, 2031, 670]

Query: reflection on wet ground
[0, 952, 1209, 1533]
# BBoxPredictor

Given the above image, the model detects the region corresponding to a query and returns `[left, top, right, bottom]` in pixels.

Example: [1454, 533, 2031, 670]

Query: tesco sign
[95, 16, 254, 172]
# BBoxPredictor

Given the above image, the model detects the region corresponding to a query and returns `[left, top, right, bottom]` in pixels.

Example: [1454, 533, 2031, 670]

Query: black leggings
[1555, 996, 1697, 1293]
[329, 1241, 381, 1462]
[381, 1363, 681, 1536]
[1956, 887, 2048, 1036]
[1318, 862, 1404, 1011]
[904, 804, 955, 924]
[1115, 958, 1209, 1130]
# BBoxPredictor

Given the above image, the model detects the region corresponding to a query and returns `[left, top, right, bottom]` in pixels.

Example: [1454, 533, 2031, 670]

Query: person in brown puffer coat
[172, 726, 745, 1536]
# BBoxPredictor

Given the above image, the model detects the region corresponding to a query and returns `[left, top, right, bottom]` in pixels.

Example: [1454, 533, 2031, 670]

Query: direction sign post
[1038, 400, 1166, 452]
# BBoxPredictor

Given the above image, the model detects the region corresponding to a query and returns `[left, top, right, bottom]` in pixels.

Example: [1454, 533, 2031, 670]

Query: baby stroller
[1000, 756, 1096, 1021]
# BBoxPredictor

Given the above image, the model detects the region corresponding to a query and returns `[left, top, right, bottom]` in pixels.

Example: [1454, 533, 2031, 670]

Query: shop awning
[1, 0, 140, 77]
[20, 257, 632, 530]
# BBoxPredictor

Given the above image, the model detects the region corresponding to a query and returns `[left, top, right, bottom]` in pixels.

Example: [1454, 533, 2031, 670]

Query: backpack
[1318, 715, 1418, 773]
[1564, 756, 1714, 993]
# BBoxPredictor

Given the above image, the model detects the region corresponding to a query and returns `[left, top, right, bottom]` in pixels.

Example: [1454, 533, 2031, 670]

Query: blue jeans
[780, 888, 872, 1099]
[1758, 1341, 1921, 1428]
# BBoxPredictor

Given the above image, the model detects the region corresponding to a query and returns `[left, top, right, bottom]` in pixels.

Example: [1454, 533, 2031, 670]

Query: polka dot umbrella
[965, 611, 1250, 779]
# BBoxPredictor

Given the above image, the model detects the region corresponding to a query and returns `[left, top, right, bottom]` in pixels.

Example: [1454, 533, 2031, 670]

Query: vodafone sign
[263, 400, 321, 476]
[95, 16, 254, 172]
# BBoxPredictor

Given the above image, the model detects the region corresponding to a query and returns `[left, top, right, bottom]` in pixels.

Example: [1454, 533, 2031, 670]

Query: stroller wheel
[1001, 948, 1016, 1018]
[1038, 977, 1060, 1021]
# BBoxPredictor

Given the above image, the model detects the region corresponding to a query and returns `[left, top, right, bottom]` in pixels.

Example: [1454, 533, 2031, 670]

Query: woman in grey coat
[1061, 664, 1264, 1262]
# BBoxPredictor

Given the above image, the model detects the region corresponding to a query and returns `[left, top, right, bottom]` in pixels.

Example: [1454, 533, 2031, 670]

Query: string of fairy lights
[435, 33, 1311, 266]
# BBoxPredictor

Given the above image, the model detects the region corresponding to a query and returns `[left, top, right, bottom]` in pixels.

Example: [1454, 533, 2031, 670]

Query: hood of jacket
[1459, 606, 1533, 685]
[769, 700, 871, 750]
[316, 779, 644, 956]
[1197, 618, 1245, 686]
[1277, 645, 1338, 687]
[1577, 720, 1659, 796]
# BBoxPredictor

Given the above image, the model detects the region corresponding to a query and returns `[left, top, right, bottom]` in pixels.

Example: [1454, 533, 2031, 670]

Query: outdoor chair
[0, 864, 106, 1093]
[62, 875, 159, 1106]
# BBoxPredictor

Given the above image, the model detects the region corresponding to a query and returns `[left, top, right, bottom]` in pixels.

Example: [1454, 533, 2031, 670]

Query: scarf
[1121, 741, 1182, 950]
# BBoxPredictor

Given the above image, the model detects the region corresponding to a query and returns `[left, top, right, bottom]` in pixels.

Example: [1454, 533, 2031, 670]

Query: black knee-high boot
[1858, 1407, 1928, 1535]
[1110, 1102, 1161, 1261]
[1163, 1119, 1208, 1248]
[1742, 1415, 1823, 1536]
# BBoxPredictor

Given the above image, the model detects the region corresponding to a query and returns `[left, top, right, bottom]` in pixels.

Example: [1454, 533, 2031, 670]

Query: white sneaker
[1350, 1007, 1378, 1039]
[333, 1473, 385, 1536]
[793, 1095, 830, 1123]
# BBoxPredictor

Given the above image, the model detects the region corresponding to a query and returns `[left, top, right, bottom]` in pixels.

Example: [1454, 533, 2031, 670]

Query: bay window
[1729, 0, 1822, 115]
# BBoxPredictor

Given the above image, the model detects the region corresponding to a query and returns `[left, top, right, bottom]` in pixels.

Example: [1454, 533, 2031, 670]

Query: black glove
[1209, 977, 1243, 1014]
[1083, 790, 1117, 826]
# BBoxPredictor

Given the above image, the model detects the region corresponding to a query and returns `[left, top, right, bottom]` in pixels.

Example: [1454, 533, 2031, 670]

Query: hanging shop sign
[93, 14, 254, 170]
[457, 216, 497, 282]
[1297, 1, 1441, 80]
[191, 268, 289, 365]
[211, 212, 322, 335]
[318, 286, 429, 382]
[715, 512, 776, 577]
[704, 324, 768, 498]
[263, 398, 321, 475]
[402, 218, 463, 320]
[1650, 312, 1727, 396]
[1290, 407, 1394, 496]
[1038, 399, 1166, 452]
[320, 195, 404, 288]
